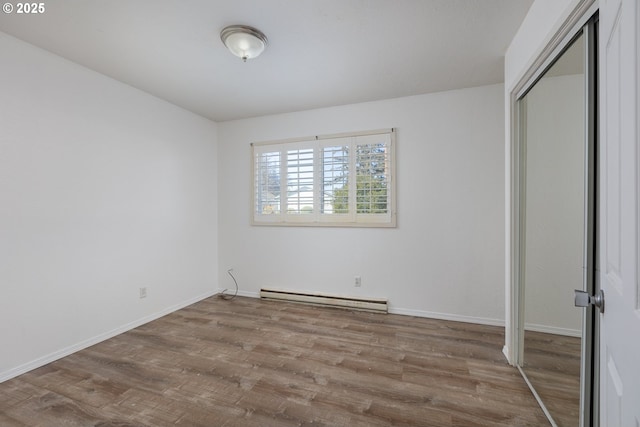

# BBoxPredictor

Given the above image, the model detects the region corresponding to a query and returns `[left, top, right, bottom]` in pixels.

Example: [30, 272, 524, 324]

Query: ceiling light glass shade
[220, 25, 268, 62]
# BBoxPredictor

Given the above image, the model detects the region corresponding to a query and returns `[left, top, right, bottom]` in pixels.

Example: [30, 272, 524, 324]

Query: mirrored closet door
[516, 15, 598, 427]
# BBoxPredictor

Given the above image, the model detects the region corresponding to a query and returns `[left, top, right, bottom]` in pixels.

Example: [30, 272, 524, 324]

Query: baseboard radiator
[259, 288, 388, 313]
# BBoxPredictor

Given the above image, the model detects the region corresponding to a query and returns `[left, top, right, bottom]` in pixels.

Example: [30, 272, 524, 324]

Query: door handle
[574, 289, 605, 314]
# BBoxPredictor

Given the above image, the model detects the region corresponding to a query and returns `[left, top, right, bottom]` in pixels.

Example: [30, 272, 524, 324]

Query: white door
[599, 0, 640, 425]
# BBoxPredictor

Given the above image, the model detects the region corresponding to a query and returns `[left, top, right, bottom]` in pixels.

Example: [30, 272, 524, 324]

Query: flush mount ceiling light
[220, 25, 268, 62]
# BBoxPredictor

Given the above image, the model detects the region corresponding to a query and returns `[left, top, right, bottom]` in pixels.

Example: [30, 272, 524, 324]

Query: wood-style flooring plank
[0, 296, 550, 426]
[523, 330, 581, 427]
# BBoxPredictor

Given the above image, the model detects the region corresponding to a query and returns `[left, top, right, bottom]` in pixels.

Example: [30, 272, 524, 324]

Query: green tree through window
[331, 143, 389, 214]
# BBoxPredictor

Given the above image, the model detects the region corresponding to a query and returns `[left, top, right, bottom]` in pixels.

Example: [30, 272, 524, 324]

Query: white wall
[503, 0, 584, 361]
[504, 0, 581, 91]
[218, 84, 505, 324]
[0, 32, 219, 381]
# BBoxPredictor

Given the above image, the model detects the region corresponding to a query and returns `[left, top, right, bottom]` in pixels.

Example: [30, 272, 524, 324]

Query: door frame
[507, 1, 599, 425]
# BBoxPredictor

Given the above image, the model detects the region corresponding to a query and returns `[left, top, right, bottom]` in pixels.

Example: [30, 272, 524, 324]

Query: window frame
[251, 128, 396, 227]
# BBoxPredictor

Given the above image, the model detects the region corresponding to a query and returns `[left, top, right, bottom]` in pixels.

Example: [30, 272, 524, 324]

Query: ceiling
[0, 0, 533, 122]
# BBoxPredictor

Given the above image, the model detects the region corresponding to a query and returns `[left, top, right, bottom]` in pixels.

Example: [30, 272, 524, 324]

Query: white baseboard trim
[388, 306, 505, 327]
[227, 290, 260, 298]
[524, 323, 581, 337]
[502, 345, 513, 365]
[0, 289, 218, 384]
[230, 290, 504, 327]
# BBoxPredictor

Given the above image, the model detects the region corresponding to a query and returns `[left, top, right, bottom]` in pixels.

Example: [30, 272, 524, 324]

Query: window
[252, 129, 396, 227]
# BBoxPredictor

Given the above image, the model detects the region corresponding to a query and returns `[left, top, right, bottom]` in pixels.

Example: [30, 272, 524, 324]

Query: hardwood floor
[523, 331, 581, 427]
[0, 296, 549, 426]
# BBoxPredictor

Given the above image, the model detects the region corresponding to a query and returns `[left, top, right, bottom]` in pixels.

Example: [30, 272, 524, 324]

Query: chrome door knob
[574, 289, 605, 314]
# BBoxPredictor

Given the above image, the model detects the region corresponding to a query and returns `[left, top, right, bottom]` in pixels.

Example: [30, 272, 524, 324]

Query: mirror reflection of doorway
[516, 16, 598, 427]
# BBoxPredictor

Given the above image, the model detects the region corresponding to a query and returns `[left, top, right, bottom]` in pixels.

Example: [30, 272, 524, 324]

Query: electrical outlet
[139, 287, 147, 299]
[355, 276, 361, 287]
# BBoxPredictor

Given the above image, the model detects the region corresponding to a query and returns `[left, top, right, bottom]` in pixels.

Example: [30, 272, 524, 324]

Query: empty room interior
[2, 0, 639, 426]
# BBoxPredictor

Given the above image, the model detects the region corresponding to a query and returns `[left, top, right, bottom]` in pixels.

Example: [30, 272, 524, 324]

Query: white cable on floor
[220, 268, 238, 300]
